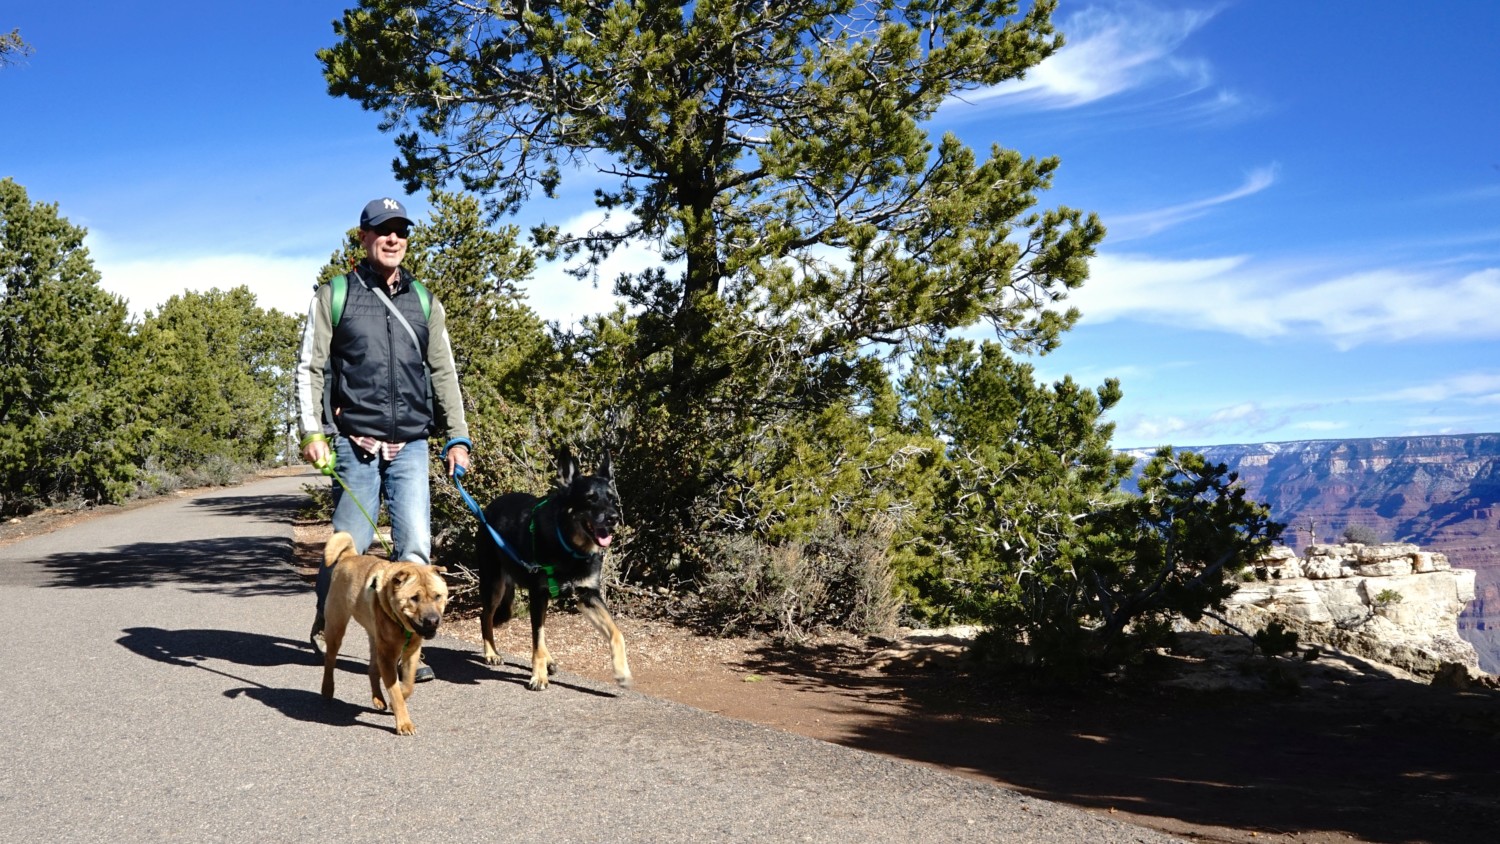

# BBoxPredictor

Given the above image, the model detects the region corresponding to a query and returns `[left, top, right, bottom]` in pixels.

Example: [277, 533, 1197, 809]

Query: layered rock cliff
[1218, 542, 1479, 678]
[1126, 434, 1500, 672]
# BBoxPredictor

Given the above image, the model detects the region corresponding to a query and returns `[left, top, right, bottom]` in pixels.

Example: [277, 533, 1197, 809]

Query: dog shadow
[117, 626, 386, 731]
[423, 645, 620, 698]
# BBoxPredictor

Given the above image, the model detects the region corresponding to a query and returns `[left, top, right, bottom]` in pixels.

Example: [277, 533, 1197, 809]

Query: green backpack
[328, 273, 431, 326]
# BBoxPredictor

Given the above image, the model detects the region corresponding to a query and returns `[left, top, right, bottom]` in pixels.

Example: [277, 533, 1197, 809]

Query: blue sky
[3, 2, 1497, 449]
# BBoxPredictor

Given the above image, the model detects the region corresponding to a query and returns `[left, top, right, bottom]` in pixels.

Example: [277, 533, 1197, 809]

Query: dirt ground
[6, 491, 1498, 844]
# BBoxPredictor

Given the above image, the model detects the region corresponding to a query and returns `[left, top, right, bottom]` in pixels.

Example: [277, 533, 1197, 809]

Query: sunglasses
[367, 223, 411, 239]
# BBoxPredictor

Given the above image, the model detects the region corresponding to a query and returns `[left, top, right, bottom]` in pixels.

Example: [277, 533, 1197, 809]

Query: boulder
[1356, 542, 1420, 562]
[1302, 556, 1344, 579]
[1217, 542, 1484, 679]
[1355, 559, 1414, 577]
[1411, 551, 1451, 573]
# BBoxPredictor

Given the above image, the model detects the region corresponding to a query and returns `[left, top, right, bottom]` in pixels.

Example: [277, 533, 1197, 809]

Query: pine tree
[320, 0, 1103, 577]
[0, 179, 138, 512]
[133, 287, 300, 476]
[321, 0, 1097, 380]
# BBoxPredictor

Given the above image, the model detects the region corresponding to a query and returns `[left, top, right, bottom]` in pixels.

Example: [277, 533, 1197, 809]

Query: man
[295, 197, 472, 682]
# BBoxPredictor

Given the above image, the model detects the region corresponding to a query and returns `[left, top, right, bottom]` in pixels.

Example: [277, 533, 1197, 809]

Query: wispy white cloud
[1291, 420, 1348, 432]
[967, 3, 1224, 109]
[1113, 399, 1349, 449]
[1110, 366, 1500, 449]
[1437, 183, 1500, 204]
[1367, 372, 1500, 405]
[1074, 253, 1500, 348]
[1207, 402, 1262, 424]
[1105, 166, 1277, 241]
[1117, 413, 1191, 446]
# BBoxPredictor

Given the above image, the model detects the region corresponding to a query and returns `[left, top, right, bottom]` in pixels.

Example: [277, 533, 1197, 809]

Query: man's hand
[301, 434, 335, 475]
[444, 443, 470, 478]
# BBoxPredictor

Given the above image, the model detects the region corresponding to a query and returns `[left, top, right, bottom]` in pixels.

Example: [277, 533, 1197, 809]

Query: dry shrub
[699, 514, 901, 642]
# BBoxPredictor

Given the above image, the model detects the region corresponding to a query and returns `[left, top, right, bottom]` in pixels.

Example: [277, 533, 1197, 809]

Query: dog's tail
[324, 531, 358, 569]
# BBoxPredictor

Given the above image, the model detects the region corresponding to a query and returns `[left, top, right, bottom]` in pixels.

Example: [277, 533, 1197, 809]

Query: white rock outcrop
[1216, 542, 1480, 678]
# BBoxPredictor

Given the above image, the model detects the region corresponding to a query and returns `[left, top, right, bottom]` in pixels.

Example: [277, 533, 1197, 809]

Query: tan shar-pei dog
[319, 531, 449, 735]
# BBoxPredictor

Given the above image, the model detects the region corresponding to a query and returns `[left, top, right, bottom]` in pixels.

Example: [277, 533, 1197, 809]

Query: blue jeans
[315, 435, 432, 616]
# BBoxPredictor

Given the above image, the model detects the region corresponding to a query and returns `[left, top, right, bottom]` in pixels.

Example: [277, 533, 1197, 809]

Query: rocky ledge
[1216, 542, 1481, 679]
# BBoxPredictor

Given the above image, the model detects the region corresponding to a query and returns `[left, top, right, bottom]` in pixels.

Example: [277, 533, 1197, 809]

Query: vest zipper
[386, 304, 399, 441]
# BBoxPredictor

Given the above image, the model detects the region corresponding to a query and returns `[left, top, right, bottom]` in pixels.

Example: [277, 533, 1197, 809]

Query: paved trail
[1, 471, 1180, 843]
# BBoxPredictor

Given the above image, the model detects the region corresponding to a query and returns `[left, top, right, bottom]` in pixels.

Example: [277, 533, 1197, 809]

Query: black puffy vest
[328, 267, 433, 442]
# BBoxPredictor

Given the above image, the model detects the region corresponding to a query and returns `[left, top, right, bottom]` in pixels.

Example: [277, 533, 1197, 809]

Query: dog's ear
[598, 449, 614, 482]
[389, 569, 410, 587]
[556, 445, 579, 486]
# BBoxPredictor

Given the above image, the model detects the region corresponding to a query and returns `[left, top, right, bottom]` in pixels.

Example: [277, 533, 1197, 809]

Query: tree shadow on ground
[33, 535, 302, 595]
[737, 633, 1500, 844]
[188, 491, 310, 521]
[5, 486, 309, 595]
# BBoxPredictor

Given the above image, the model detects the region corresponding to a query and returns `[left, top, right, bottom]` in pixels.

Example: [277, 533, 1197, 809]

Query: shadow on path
[188, 491, 308, 520]
[35, 536, 301, 595]
[422, 644, 622, 698]
[117, 626, 380, 732]
[5, 488, 309, 595]
[737, 636, 1500, 844]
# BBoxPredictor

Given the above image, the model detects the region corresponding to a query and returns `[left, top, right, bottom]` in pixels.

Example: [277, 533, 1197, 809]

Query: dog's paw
[372, 696, 389, 713]
[483, 650, 504, 666]
[396, 720, 416, 736]
[526, 675, 549, 691]
[615, 673, 633, 689]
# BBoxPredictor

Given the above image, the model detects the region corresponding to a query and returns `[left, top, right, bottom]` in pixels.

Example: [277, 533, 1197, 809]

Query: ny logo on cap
[382, 198, 401, 210]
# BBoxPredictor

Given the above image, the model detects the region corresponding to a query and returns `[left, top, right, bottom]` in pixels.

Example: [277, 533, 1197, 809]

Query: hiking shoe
[414, 660, 435, 683]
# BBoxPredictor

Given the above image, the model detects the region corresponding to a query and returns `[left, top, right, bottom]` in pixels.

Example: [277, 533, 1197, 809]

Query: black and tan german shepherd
[475, 446, 631, 690]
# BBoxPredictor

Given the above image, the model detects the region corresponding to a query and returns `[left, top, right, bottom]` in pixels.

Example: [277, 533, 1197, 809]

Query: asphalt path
[2, 471, 1182, 843]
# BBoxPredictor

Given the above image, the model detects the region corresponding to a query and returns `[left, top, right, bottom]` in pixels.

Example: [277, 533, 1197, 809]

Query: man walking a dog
[295, 196, 472, 682]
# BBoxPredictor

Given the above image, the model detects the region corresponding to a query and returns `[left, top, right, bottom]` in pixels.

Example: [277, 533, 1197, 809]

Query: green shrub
[1342, 523, 1382, 545]
[1253, 621, 1300, 657]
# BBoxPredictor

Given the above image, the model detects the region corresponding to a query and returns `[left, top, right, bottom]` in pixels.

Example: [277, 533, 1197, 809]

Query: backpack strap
[329, 274, 348, 327]
[410, 279, 432, 320]
[329, 273, 430, 326]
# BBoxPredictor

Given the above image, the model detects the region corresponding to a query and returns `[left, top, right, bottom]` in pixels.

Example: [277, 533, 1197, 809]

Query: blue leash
[450, 464, 561, 599]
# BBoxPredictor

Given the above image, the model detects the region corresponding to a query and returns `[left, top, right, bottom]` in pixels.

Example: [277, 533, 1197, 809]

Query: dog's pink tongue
[595, 531, 614, 548]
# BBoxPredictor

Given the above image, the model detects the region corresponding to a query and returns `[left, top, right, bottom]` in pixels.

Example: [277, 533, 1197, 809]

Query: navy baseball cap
[360, 197, 412, 229]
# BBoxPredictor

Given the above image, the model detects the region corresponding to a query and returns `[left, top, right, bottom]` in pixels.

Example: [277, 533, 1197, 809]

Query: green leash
[313, 451, 395, 558]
